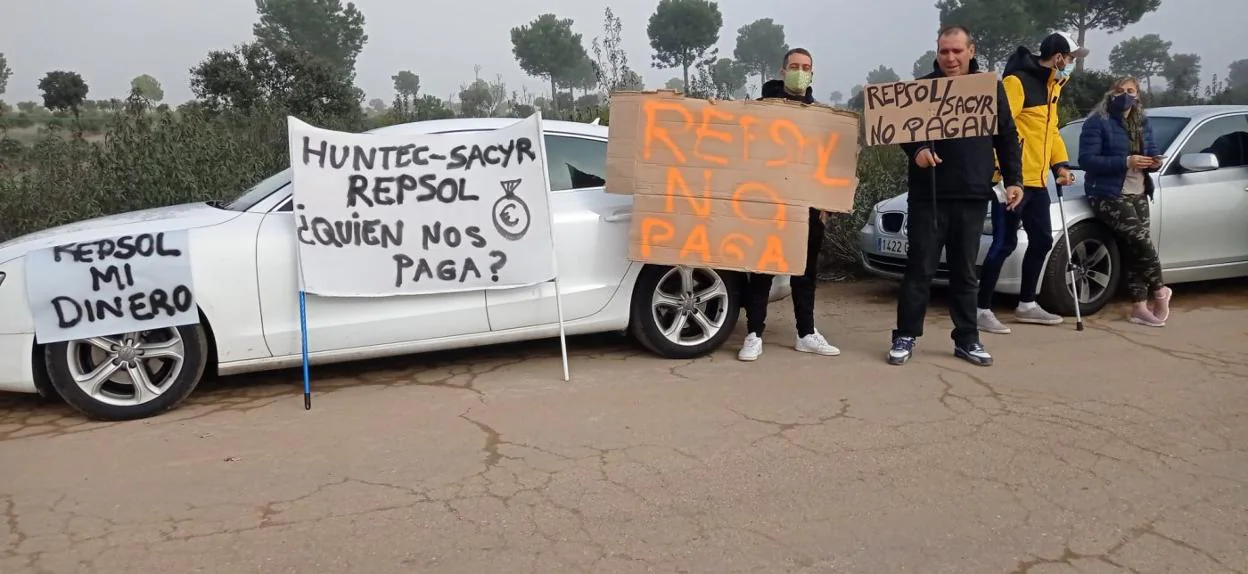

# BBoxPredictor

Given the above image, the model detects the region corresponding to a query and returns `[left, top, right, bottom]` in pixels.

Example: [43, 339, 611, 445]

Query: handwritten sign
[25, 231, 198, 344]
[287, 114, 556, 296]
[605, 91, 860, 274]
[863, 72, 998, 146]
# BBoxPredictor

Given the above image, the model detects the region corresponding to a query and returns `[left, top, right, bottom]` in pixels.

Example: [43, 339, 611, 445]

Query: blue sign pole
[299, 290, 311, 409]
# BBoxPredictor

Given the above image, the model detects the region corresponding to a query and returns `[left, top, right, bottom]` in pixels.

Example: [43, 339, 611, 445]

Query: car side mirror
[1179, 152, 1219, 172]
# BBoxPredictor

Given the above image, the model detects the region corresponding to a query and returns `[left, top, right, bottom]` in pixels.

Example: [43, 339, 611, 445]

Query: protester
[738, 47, 840, 362]
[976, 32, 1087, 334]
[888, 25, 1024, 367]
[1077, 76, 1172, 327]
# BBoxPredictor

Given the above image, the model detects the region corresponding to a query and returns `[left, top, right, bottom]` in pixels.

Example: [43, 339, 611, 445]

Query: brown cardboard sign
[862, 72, 998, 146]
[605, 90, 861, 275]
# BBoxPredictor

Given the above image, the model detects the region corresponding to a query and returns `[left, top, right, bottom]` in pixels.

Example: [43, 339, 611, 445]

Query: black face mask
[1111, 93, 1137, 113]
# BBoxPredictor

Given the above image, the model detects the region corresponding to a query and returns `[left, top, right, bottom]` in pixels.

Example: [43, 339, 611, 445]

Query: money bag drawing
[492, 179, 531, 241]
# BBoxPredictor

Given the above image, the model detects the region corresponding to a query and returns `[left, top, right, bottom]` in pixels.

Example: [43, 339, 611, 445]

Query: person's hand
[1128, 155, 1153, 170]
[1055, 168, 1075, 185]
[1005, 185, 1025, 210]
[1150, 156, 1166, 169]
[914, 148, 942, 168]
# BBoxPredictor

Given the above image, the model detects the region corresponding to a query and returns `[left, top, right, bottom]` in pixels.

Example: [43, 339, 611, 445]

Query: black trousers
[892, 199, 988, 347]
[745, 208, 824, 337]
[977, 186, 1053, 308]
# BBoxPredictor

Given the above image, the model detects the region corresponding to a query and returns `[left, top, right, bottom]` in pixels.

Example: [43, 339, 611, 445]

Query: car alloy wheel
[1039, 221, 1120, 317]
[650, 266, 731, 347]
[65, 328, 186, 407]
[1066, 237, 1114, 304]
[628, 264, 742, 359]
[45, 322, 210, 421]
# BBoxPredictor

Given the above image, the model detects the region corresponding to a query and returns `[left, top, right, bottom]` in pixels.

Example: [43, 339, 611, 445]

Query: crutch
[1054, 183, 1084, 331]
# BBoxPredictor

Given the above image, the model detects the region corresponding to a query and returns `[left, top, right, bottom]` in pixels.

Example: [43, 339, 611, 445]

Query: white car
[0, 117, 791, 421]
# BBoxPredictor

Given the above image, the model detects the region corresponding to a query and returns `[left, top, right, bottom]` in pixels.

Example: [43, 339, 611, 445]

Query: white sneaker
[796, 330, 841, 356]
[1015, 303, 1064, 325]
[977, 309, 1012, 334]
[738, 332, 763, 361]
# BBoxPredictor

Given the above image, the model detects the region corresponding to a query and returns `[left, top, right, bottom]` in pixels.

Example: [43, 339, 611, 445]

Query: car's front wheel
[43, 324, 209, 421]
[629, 265, 741, 359]
[1038, 221, 1121, 317]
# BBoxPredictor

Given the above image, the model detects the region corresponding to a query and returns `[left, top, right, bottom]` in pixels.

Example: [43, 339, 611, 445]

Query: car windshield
[1060, 115, 1191, 170]
[220, 168, 292, 211]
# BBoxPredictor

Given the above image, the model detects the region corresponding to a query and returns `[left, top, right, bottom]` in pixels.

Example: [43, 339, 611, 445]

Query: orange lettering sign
[664, 167, 712, 217]
[633, 170, 796, 273]
[609, 91, 861, 274]
[694, 106, 734, 165]
[640, 98, 852, 191]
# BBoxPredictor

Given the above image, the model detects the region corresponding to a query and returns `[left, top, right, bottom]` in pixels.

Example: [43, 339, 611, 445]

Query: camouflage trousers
[1087, 194, 1165, 302]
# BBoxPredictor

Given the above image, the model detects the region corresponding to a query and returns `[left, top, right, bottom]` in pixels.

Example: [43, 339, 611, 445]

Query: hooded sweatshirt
[758, 79, 815, 104]
[900, 58, 1023, 203]
[995, 46, 1071, 187]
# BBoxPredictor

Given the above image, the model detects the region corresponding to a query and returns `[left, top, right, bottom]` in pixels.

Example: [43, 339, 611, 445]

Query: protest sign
[605, 90, 860, 275]
[863, 72, 998, 146]
[25, 231, 198, 344]
[287, 114, 556, 296]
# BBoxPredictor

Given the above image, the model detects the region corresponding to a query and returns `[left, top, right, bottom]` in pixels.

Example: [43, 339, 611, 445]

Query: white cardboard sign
[25, 230, 198, 344]
[287, 114, 557, 296]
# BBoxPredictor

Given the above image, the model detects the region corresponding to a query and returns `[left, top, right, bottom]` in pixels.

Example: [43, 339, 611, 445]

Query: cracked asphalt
[2, 279, 1246, 574]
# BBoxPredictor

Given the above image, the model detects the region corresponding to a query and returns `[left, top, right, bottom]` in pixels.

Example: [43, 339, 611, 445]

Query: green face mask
[784, 70, 813, 94]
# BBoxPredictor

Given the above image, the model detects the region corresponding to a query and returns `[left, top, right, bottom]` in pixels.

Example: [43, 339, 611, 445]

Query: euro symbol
[500, 204, 518, 227]
[492, 178, 531, 241]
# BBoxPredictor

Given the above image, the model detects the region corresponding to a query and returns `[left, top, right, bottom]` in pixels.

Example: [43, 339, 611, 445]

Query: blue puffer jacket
[1078, 112, 1161, 199]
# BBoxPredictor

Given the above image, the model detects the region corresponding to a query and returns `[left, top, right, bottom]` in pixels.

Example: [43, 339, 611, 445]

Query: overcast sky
[2, 0, 1240, 105]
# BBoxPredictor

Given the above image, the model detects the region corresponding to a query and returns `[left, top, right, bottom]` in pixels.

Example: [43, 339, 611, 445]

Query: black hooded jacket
[899, 58, 1023, 203]
[759, 79, 815, 104]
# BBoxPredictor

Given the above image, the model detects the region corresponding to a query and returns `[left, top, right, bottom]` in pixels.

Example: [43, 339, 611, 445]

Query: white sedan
[0, 117, 791, 421]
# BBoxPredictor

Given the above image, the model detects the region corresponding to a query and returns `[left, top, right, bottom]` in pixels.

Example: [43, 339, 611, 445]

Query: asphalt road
[2, 279, 1247, 574]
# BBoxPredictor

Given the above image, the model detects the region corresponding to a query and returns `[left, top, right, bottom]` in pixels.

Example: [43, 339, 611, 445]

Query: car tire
[629, 264, 741, 359]
[44, 323, 210, 421]
[1038, 221, 1121, 317]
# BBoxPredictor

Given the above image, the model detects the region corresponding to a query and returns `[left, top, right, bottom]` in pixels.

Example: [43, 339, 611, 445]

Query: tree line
[2, 0, 1246, 131]
[841, 0, 1248, 113]
[0, 2, 797, 127]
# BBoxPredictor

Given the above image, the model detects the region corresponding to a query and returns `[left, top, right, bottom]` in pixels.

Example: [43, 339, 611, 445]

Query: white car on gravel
[0, 117, 791, 421]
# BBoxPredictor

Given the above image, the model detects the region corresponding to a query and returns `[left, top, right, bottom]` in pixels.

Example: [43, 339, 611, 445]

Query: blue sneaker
[888, 336, 916, 365]
[954, 341, 993, 366]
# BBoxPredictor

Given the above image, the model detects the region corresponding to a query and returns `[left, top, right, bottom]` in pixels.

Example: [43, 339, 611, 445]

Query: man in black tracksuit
[887, 25, 1024, 367]
[737, 47, 840, 362]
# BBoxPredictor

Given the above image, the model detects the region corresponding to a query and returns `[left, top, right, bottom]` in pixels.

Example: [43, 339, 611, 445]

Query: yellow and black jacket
[994, 47, 1071, 187]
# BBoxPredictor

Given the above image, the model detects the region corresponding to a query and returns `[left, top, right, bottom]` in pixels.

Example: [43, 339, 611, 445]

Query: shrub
[1, 114, 34, 129]
[0, 98, 369, 241]
[29, 114, 114, 135]
[818, 144, 907, 277]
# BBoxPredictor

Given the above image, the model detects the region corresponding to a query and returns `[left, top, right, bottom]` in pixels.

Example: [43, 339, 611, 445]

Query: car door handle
[601, 209, 632, 223]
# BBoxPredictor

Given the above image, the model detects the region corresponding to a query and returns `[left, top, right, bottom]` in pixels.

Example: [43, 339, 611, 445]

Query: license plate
[877, 237, 909, 256]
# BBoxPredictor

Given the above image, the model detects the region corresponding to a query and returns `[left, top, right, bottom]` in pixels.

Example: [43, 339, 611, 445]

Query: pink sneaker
[1150, 287, 1172, 322]
[1129, 306, 1165, 327]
